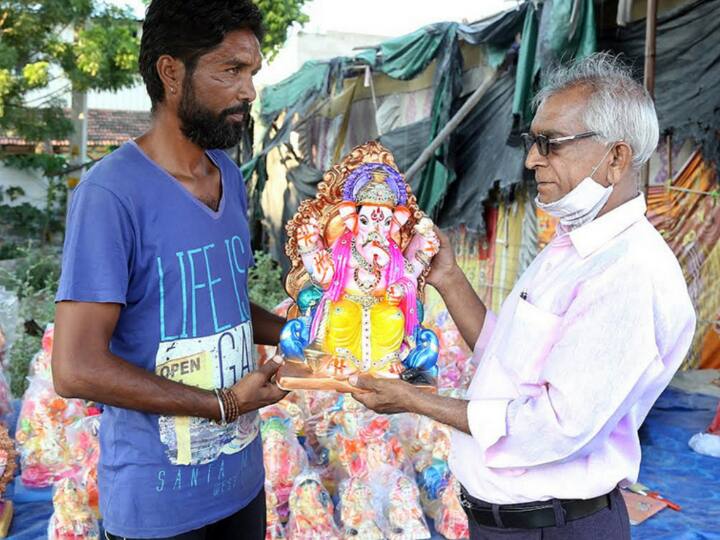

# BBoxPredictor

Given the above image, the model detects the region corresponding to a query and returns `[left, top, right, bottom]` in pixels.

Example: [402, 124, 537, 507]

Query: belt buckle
[459, 488, 477, 510]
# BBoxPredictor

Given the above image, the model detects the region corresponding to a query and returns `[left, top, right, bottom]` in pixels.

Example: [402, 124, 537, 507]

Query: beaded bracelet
[220, 388, 242, 423]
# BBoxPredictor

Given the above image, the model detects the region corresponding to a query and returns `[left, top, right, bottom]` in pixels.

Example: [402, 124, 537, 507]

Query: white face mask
[534, 144, 615, 229]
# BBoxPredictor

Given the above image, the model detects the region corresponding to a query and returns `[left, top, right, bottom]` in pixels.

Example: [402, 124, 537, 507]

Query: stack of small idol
[14, 326, 101, 539]
[259, 390, 470, 540]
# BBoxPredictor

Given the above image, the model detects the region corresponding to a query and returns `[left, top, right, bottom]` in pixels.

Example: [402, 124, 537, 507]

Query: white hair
[533, 52, 660, 169]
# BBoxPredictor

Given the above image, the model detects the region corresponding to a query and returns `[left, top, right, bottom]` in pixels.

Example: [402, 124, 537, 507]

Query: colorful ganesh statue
[276, 142, 440, 392]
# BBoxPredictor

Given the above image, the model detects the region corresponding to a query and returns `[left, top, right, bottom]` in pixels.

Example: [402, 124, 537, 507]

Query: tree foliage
[0, 0, 141, 142]
[247, 250, 286, 311]
[255, 0, 309, 60]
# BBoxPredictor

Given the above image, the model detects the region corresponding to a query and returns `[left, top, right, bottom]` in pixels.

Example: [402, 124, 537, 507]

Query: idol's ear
[337, 202, 358, 233]
[390, 205, 411, 238]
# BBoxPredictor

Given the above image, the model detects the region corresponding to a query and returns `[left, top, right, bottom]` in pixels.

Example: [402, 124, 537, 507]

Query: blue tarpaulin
[633, 387, 720, 540]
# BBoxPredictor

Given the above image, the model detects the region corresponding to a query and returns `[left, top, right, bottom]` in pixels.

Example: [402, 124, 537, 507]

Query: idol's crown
[355, 175, 397, 206]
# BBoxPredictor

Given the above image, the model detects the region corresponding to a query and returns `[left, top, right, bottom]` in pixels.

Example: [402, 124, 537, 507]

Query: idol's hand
[348, 374, 415, 415]
[296, 218, 322, 252]
[385, 283, 405, 306]
[414, 218, 440, 255]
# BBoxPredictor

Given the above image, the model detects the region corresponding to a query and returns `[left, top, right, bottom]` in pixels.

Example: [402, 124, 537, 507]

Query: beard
[177, 77, 249, 150]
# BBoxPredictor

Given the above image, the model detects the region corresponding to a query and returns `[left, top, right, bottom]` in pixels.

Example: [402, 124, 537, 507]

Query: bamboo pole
[405, 71, 499, 182]
[641, 0, 658, 193]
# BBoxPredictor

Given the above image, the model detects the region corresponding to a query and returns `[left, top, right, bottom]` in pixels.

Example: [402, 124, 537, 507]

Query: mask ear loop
[589, 142, 618, 180]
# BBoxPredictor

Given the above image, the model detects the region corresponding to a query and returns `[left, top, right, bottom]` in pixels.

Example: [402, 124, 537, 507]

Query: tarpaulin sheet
[259, 60, 337, 122]
[440, 73, 527, 231]
[250, 7, 527, 244]
[6, 501, 52, 540]
[599, 0, 720, 167]
[634, 387, 720, 539]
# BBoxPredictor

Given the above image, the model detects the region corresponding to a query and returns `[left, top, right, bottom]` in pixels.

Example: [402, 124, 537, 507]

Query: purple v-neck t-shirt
[56, 141, 262, 537]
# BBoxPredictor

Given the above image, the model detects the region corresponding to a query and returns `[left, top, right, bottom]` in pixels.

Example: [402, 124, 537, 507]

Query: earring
[170, 87, 176, 94]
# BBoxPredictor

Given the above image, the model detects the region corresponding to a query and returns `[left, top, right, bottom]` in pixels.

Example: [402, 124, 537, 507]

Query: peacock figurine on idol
[277, 141, 440, 392]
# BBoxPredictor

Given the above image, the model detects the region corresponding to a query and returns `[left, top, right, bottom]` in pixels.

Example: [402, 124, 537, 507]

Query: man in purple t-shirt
[52, 1, 287, 538]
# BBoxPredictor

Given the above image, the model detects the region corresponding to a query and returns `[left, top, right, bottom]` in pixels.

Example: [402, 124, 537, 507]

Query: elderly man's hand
[425, 226, 460, 290]
[348, 374, 416, 414]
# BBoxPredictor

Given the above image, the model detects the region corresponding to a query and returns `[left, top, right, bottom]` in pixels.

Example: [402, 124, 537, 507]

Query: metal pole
[405, 71, 499, 182]
[641, 0, 658, 193]
[643, 0, 658, 99]
[364, 66, 382, 137]
[666, 131, 672, 181]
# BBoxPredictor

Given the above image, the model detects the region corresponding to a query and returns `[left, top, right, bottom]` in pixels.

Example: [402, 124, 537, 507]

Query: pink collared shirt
[449, 195, 696, 504]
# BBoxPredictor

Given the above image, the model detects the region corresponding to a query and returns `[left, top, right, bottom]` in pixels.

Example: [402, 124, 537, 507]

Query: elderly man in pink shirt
[350, 53, 696, 539]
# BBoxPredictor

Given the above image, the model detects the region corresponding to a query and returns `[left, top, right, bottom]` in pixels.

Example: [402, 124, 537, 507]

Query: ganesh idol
[277, 142, 441, 392]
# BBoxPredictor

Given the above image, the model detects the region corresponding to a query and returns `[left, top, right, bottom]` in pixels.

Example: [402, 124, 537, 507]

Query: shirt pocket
[497, 298, 562, 385]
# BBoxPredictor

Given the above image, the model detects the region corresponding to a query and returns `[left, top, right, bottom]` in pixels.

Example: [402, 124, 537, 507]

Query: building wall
[0, 163, 47, 208]
[256, 30, 390, 89]
[88, 84, 151, 112]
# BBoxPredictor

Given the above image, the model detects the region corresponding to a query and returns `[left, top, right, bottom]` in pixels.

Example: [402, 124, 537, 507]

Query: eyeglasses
[521, 131, 597, 156]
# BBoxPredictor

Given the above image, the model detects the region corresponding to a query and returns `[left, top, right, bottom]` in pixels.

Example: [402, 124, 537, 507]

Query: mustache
[220, 102, 250, 121]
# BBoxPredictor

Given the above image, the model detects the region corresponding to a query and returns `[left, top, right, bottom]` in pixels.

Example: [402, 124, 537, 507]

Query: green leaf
[255, 0, 311, 61]
[247, 250, 287, 310]
[0, 0, 140, 131]
[22, 61, 51, 89]
[0, 69, 12, 116]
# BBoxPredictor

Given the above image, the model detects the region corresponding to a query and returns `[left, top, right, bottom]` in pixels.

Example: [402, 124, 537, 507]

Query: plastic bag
[336, 465, 430, 540]
[376, 467, 430, 540]
[286, 471, 340, 540]
[689, 432, 720, 458]
[337, 476, 385, 539]
[265, 481, 286, 540]
[428, 310, 474, 391]
[408, 418, 451, 521]
[26, 324, 55, 379]
[0, 370, 11, 419]
[0, 424, 16, 501]
[47, 397, 102, 538]
[47, 477, 99, 540]
[360, 416, 406, 473]
[15, 373, 89, 487]
[0, 287, 19, 361]
[314, 397, 408, 484]
[64, 415, 101, 517]
[261, 410, 309, 522]
[435, 477, 470, 540]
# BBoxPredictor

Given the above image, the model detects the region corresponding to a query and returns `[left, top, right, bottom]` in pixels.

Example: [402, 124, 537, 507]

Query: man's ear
[607, 142, 633, 185]
[156, 55, 185, 103]
[337, 202, 358, 233]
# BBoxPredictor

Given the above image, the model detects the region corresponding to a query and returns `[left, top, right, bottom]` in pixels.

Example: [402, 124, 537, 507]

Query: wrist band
[214, 388, 226, 426]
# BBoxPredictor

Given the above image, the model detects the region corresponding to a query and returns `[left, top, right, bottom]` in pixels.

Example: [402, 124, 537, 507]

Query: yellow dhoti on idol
[324, 294, 405, 373]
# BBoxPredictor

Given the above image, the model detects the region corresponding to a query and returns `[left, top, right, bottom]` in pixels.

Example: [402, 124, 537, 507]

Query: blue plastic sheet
[633, 388, 720, 540]
[6, 502, 52, 540]
[5, 387, 719, 539]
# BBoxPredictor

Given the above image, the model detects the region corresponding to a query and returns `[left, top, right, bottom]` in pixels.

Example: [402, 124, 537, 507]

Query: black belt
[460, 486, 612, 529]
